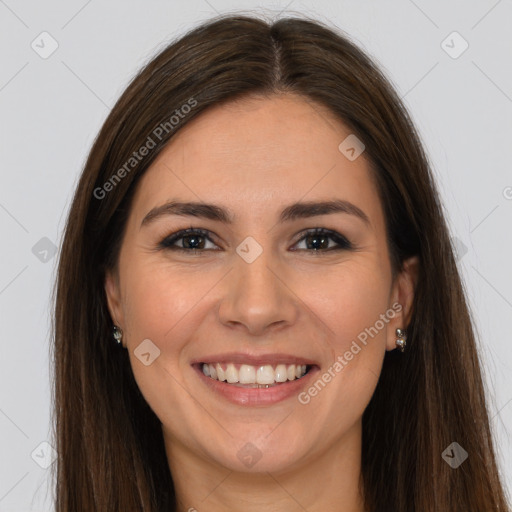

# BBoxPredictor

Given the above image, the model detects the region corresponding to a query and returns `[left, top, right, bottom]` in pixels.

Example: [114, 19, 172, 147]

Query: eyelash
[157, 227, 353, 254]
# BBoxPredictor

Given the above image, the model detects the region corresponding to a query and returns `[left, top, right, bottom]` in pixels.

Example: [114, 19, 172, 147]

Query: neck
[164, 420, 365, 512]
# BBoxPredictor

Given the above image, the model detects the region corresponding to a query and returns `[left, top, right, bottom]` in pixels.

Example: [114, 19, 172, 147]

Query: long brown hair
[51, 13, 510, 511]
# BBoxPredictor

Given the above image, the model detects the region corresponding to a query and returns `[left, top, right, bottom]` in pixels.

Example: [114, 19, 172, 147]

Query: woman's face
[105, 93, 417, 476]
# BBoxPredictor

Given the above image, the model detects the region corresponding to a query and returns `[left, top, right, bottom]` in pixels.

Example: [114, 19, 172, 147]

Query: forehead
[130, 93, 383, 228]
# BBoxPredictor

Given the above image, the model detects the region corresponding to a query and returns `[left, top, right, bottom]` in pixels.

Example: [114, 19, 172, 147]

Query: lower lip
[193, 365, 319, 406]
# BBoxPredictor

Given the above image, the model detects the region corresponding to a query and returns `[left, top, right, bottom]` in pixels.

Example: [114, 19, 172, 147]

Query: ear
[104, 269, 125, 343]
[386, 255, 419, 351]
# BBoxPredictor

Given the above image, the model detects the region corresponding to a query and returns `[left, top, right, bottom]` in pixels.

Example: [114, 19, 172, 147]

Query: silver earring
[395, 328, 407, 352]
[113, 325, 123, 345]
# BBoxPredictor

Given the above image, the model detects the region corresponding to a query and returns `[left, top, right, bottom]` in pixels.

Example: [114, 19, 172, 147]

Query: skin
[105, 93, 418, 512]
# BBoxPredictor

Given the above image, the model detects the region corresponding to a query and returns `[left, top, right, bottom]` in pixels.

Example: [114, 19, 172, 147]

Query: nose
[217, 248, 299, 336]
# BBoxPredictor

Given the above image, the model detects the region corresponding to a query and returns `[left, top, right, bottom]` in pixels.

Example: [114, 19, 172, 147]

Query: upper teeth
[202, 363, 307, 384]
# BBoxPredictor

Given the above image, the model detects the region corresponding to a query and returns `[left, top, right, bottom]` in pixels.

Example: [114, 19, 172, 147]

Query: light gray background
[1, 0, 511, 510]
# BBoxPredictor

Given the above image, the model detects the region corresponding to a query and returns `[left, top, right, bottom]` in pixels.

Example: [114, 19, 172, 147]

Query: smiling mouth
[200, 362, 311, 388]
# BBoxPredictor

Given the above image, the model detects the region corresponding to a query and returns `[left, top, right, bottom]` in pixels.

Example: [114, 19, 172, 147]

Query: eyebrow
[140, 199, 371, 228]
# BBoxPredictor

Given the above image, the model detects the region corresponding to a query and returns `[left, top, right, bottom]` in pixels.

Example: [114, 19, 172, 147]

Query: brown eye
[292, 228, 353, 252]
[159, 228, 218, 251]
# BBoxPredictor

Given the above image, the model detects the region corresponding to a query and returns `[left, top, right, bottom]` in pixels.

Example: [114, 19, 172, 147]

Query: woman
[51, 13, 510, 512]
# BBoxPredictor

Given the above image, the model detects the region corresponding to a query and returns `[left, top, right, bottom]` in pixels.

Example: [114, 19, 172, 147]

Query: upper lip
[191, 352, 319, 367]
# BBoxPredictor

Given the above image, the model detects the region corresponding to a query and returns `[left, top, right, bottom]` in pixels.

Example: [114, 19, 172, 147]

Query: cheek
[122, 261, 208, 343]
[302, 261, 391, 349]
[119, 260, 222, 403]
[119, 264, 204, 429]
[297, 264, 391, 411]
